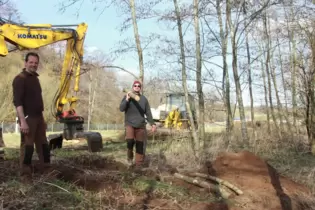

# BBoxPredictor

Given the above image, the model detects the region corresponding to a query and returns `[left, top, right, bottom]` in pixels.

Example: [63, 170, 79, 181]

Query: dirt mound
[45, 156, 129, 191]
[63, 154, 128, 171]
[46, 165, 121, 191]
[200, 151, 314, 210]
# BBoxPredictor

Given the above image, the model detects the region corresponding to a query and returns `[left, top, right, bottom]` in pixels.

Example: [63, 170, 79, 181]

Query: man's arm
[145, 99, 156, 126]
[119, 96, 129, 112]
[12, 76, 26, 121]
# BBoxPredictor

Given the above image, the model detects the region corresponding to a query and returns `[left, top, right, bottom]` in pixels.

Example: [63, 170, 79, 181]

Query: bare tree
[215, 0, 233, 135]
[173, 0, 199, 156]
[193, 0, 205, 145]
[226, 0, 249, 144]
[129, 0, 144, 85]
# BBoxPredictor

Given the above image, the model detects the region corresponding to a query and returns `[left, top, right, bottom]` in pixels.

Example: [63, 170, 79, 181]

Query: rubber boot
[41, 144, 51, 174]
[126, 139, 135, 166]
[20, 145, 34, 184]
[127, 149, 134, 166]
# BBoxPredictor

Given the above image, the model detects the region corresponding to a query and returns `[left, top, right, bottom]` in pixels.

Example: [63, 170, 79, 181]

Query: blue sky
[16, 0, 145, 82]
[17, 1, 118, 50]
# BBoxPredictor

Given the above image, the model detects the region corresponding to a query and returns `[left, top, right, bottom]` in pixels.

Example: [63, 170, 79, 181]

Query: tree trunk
[276, 24, 292, 132]
[216, 0, 233, 136]
[87, 66, 99, 130]
[310, 35, 315, 154]
[285, 1, 297, 131]
[226, 0, 249, 145]
[173, 0, 199, 156]
[243, 3, 254, 130]
[263, 12, 281, 138]
[193, 0, 205, 147]
[268, 18, 284, 132]
[260, 58, 271, 133]
[291, 33, 298, 131]
[88, 72, 92, 130]
[129, 0, 144, 87]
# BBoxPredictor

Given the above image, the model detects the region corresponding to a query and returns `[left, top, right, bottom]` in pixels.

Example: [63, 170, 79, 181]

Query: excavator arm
[0, 17, 86, 121]
[0, 17, 103, 152]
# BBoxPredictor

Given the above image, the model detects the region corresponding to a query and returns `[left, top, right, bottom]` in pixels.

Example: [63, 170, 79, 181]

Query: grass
[2, 127, 315, 209]
[1, 130, 221, 209]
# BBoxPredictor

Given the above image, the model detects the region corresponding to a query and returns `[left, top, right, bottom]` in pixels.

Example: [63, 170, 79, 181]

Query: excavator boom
[0, 17, 103, 152]
[0, 18, 87, 119]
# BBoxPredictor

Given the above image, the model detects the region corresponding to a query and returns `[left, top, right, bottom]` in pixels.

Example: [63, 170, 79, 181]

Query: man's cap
[133, 80, 141, 86]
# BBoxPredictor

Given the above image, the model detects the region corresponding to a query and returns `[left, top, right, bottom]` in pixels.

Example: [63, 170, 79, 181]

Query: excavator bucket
[48, 131, 103, 153]
[48, 120, 103, 153]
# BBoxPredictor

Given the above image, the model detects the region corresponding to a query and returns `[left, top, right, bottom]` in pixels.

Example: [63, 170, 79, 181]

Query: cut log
[189, 172, 243, 195]
[173, 173, 232, 199]
[0, 128, 5, 147]
[122, 88, 140, 101]
[0, 128, 5, 159]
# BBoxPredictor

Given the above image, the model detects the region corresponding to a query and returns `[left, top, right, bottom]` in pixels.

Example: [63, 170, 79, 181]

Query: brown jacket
[12, 69, 44, 117]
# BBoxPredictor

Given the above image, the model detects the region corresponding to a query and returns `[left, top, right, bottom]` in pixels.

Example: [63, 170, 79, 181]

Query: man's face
[133, 83, 141, 92]
[25, 56, 39, 72]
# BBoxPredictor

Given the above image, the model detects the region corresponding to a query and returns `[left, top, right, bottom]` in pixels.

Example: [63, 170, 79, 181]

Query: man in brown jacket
[12, 52, 50, 182]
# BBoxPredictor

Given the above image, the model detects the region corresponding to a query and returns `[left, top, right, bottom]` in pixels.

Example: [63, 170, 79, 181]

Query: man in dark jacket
[12, 52, 50, 183]
[119, 81, 156, 168]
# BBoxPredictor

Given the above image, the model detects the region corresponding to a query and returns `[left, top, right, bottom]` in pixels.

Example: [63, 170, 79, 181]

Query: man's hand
[151, 124, 157, 133]
[20, 121, 29, 134]
[126, 92, 131, 101]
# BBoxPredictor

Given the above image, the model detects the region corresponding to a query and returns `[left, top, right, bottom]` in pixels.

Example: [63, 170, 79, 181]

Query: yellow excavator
[0, 17, 103, 152]
[152, 93, 198, 130]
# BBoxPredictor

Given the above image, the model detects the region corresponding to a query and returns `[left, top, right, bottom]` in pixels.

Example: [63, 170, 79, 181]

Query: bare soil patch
[198, 151, 315, 210]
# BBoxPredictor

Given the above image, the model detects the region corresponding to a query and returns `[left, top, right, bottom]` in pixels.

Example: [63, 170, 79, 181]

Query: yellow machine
[0, 17, 103, 152]
[153, 93, 197, 130]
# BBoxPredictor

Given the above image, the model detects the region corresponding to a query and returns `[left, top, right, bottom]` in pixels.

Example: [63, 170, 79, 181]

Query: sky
[15, 0, 146, 83]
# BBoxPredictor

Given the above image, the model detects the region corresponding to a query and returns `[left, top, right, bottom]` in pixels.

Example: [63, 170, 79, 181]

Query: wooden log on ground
[173, 173, 232, 199]
[189, 172, 243, 195]
[0, 128, 5, 159]
[0, 128, 5, 147]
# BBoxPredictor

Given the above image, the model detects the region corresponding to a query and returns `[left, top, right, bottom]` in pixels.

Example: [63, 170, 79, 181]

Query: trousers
[125, 125, 147, 166]
[19, 115, 50, 175]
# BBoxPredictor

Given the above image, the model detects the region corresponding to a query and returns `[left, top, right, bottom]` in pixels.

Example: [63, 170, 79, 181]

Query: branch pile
[173, 172, 243, 199]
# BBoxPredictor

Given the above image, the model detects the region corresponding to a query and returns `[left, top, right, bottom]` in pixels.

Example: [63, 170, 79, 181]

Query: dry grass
[1, 127, 315, 209]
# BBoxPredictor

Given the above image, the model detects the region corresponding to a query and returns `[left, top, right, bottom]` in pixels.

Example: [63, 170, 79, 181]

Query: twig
[173, 173, 231, 199]
[41, 181, 71, 193]
[189, 172, 244, 195]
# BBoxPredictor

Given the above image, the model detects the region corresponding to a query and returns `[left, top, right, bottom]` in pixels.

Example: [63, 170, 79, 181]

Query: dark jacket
[12, 69, 44, 117]
[119, 94, 155, 128]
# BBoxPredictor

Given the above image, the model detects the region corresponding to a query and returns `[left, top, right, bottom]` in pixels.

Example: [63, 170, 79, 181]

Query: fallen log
[189, 172, 243, 195]
[173, 173, 231, 199]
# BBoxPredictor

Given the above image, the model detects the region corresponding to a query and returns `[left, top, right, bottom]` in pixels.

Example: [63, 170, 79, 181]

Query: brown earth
[199, 150, 315, 210]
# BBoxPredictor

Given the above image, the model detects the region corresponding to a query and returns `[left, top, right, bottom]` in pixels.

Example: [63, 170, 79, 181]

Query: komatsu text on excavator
[0, 17, 103, 152]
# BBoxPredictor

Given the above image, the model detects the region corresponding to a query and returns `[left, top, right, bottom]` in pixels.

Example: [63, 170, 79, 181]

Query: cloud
[85, 46, 99, 53]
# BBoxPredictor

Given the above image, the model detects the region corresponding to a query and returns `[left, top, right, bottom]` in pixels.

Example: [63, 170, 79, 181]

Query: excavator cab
[152, 93, 197, 130]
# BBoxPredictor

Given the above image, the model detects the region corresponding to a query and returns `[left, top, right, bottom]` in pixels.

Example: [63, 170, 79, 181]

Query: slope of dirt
[199, 151, 315, 210]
